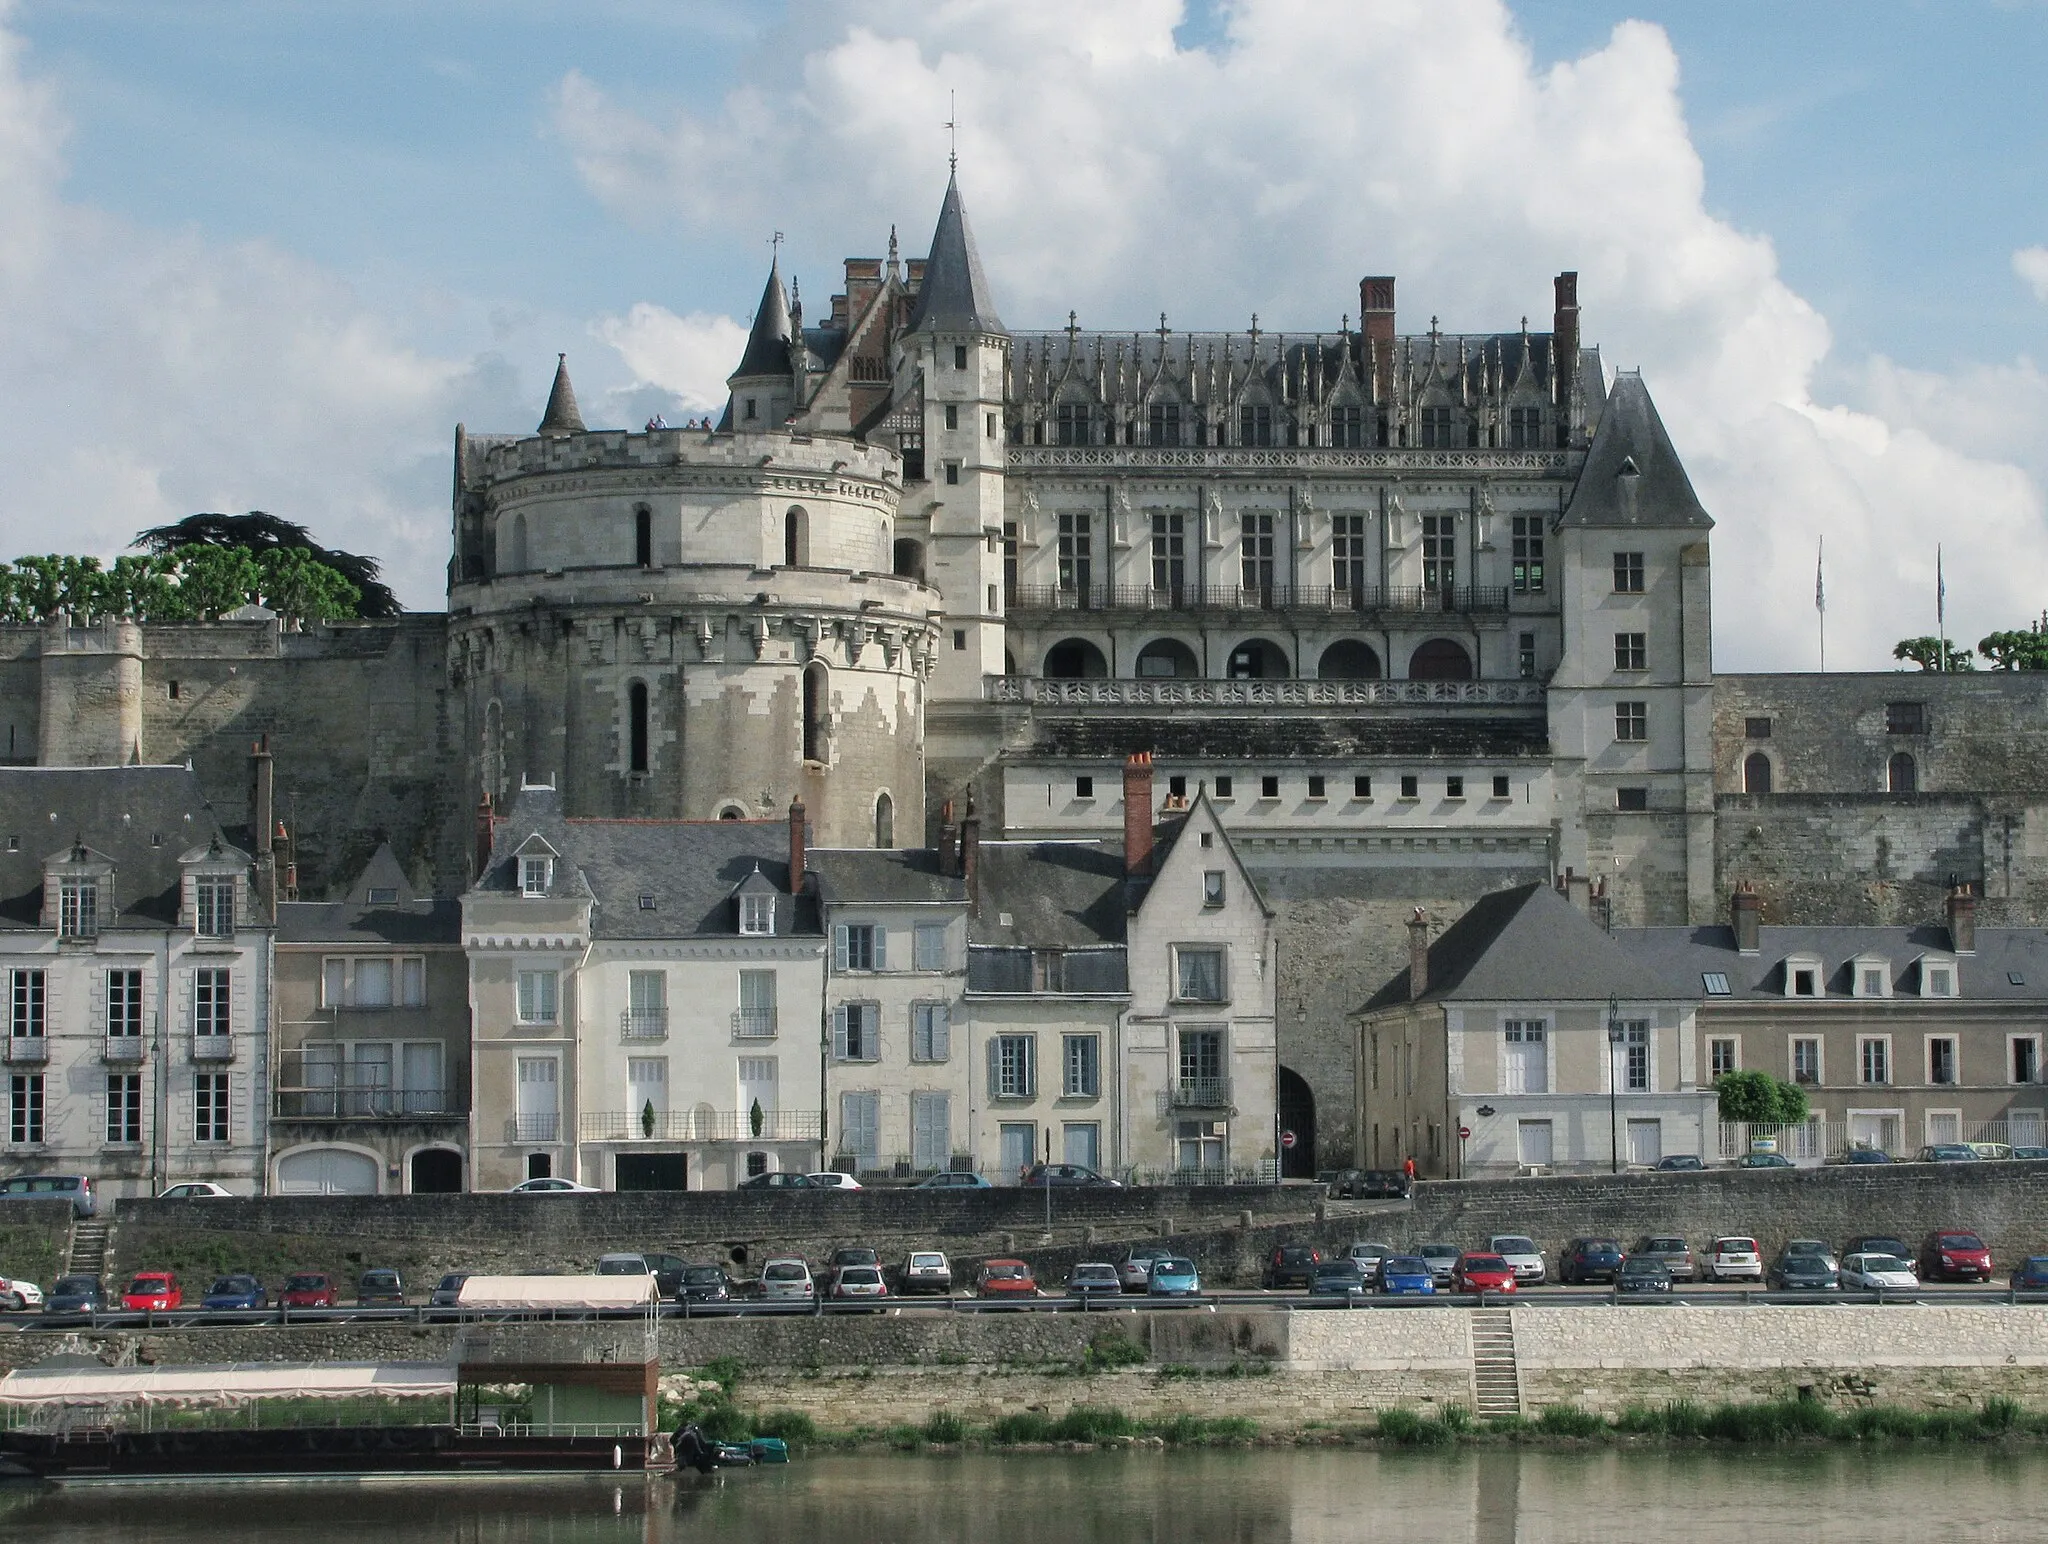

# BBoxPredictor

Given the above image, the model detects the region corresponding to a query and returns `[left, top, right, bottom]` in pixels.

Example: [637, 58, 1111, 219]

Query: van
[0, 1174, 95, 1217]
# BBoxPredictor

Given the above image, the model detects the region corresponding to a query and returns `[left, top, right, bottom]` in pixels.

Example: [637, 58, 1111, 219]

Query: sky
[0, 0, 2045, 671]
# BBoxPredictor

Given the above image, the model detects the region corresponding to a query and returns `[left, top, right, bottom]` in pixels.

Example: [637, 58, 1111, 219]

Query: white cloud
[553, 0, 2048, 671]
[594, 303, 747, 416]
[2016, 245, 2048, 303]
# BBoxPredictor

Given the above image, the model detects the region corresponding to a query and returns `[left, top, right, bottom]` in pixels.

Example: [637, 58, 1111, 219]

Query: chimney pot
[1732, 881, 1761, 955]
[1407, 907, 1430, 1000]
[1122, 752, 1155, 877]
[961, 799, 981, 910]
[472, 792, 495, 886]
[1553, 270, 1580, 409]
[938, 799, 958, 878]
[788, 797, 807, 891]
[1360, 276, 1396, 398]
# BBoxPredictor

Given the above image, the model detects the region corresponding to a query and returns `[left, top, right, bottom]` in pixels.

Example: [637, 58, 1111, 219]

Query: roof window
[1702, 972, 1730, 996]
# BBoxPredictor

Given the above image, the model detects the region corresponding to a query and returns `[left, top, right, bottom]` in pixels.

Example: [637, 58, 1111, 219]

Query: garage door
[276, 1147, 380, 1196]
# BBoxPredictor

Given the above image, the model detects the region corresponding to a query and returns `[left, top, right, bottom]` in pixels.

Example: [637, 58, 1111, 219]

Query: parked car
[917, 1170, 991, 1188]
[356, 1269, 406, 1306]
[807, 1172, 863, 1190]
[1841, 1252, 1919, 1291]
[900, 1251, 954, 1295]
[158, 1181, 233, 1199]
[678, 1266, 734, 1305]
[2010, 1257, 2048, 1289]
[1616, 1256, 1674, 1295]
[1558, 1238, 1625, 1285]
[122, 1271, 180, 1311]
[2013, 1147, 2048, 1161]
[1451, 1252, 1517, 1294]
[1019, 1163, 1120, 1188]
[1116, 1243, 1175, 1293]
[1653, 1155, 1706, 1172]
[1767, 1250, 1838, 1290]
[202, 1275, 266, 1311]
[1486, 1235, 1546, 1286]
[1733, 1153, 1795, 1169]
[738, 1171, 816, 1190]
[507, 1177, 599, 1193]
[1322, 1168, 1363, 1198]
[1069, 1262, 1122, 1299]
[760, 1258, 816, 1302]
[428, 1272, 472, 1309]
[278, 1272, 337, 1309]
[829, 1265, 888, 1305]
[1842, 1147, 1895, 1165]
[1379, 1256, 1435, 1295]
[0, 1174, 95, 1217]
[1703, 1237, 1765, 1283]
[1783, 1239, 1839, 1271]
[596, 1252, 652, 1279]
[1309, 1260, 1369, 1299]
[1918, 1229, 1993, 1283]
[975, 1259, 1039, 1301]
[1968, 1142, 2014, 1161]
[639, 1252, 688, 1299]
[1416, 1243, 1463, 1286]
[1147, 1257, 1202, 1298]
[1914, 1144, 1980, 1163]
[1630, 1235, 1696, 1282]
[1345, 1241, 1396, 1286]
[1353, 1170, 1413, 1200]
[1261, 1245, 1322, 1290]
[1843, 1234, 1913, 1264]
[0, 1275, 43, 1311]
[42, 1275, 102, 1314]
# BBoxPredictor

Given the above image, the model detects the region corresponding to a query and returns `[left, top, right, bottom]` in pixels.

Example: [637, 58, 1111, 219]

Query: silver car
[1486, 1235, 1546, 1286]
[1116, 1243, 1174, 1293]
[1345, 1242, 1395, 1286]
[1417, 1242, 1462, 1285]
[760, 1258, 815, 1301]
[900, 1250, 954, 1295]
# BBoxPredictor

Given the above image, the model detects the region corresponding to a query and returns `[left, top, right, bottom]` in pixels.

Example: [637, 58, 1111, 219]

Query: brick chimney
[1122, 753, 1155, 878]
[1360, 276, 1396, 400]
[937, 799, 958, 878]
[787, 796, 807, 892]
[1407, 907, 1430, 1000]
[1561, 866, 1590, 915]
[1731, 880, 1761, 955]
[1946, 884, 1978, 955]
[1552, 271, 1579, 410]
[472, 792, 495, 885]
[249, 736, 276, 922]
[960, 798, 981, 910]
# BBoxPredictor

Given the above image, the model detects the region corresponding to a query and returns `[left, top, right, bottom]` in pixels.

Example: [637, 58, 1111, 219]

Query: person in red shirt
[1402, 1156, 1417, 1183]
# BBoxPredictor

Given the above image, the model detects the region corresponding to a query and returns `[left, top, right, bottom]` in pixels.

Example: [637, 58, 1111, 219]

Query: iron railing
[620, 1012, 667, 1042]
[1006, 582, 1508, 615]
[1170, 1078, 1233, 1110]
[985, 677, 1544, 708]
[275, 1087, 454, 1119]
[103, 1033, 144, 1063]
[730, 1011, 778, 1040]
[577, 1109, 822, 1143]
[191, 1033, 235, 1062]
[513, 1113, 560, 1142]
[4, 1035, 47, 1065]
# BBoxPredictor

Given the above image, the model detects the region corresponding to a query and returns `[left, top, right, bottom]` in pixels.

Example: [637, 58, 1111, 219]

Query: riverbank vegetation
[1363, 1395, 2041, 1447]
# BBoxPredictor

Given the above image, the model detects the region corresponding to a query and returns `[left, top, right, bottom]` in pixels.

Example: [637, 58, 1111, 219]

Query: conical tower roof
[537, 354, 585, 436]
[906, 173, 1005, 336]
[730, 256, 795, 380]
[1559, 373, 1711, 530]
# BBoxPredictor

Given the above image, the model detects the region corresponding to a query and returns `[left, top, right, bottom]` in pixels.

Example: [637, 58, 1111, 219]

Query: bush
[699, 1357, 746, 1393]
[921, 1410, 968, 1444]
[1534, 1404, 1607, 1438]
[1081, 1330, 1148, 1372]
[753, 1410, 816, 1446]
[696, 1403, 753, 1443]
[1149, 1413, 1255, 1445]
[989, 1411, 1058, 1444]
[1714, 1069, 1808, 1124]
[1055, 1405, 1139, 1442]
[1376, 1407, 1452, 1446]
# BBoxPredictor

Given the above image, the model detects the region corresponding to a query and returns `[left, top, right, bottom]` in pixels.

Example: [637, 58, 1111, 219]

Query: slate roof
[809, 848, 965, 908]
[731, 257, 795, 381]
[277, 843, 459, 946]
[0, 765, 227, 930]
[1359, 882, 1693, 1013]
[1032, 715, 1549, 761]
[1613, 924, 2048, 1003]
[1559, 372, 1711, 530]
[906, 174, 1005, 336]
[967, 841, 1129, 948]
[537, 354, 586, 436]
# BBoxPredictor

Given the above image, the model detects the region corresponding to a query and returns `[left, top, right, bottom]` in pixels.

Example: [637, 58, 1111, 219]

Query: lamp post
[1606, 996, 1623, 1174]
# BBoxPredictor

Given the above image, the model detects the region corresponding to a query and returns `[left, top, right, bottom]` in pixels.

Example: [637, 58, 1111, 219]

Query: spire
[731, 256, 795, 381]
[537, 354, 585, 436]
[906, 173, 1005, 336]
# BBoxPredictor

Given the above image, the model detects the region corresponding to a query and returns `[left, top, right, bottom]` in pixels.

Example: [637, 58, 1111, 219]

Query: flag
[1815, 538, 1825, 613]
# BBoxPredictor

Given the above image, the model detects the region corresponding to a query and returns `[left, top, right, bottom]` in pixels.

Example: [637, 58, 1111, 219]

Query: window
[914, 923, 947, 972]
[1886, 701, 1927, 735]
[991, 1034, 1036, 1099]
[1507, 406, 1543, 449]
[195, 877, 234, 937]
[834, 924, 881, 971]
[519, 856, 552, 897]
[353, 958, 394, 1008]
[1260, 774, 1279, 799]
[1492, 775, 1511, 799]
[9, 970, 42, 1040]
[1743, 752, 1773, 794]
[1215, 776, 1234, 799]
[1198, 830, 1211, 847]
[1929, 1037, 1958, 1085]
[1399, 775, 1418, 801]
[1177, 1117, 1225, 1171]
[832, 1002, 879, 1062]
[195, 1073, 229, 1143]
[988, 413, 997, 438]
[191, 967, 229, 1038]
[953, 344, 968, 370]
[1176, 947, 1225, 1002]
[105, 1072, 142, 1144]
[1148, 401, 1182, 446]
[1615, 702, 1647, 742]
[1063, 1034, 1100, 1098]
[1616, 787, 1649, 811]
[1709, 1038, 1738, 1079]
[1792, 1037, 1822, 1085]
[1075, 776, 1094, 799]
[1151, 511, 1186, 595]
[1355, 775, 1372, 800]
[743, 397, 756, 420]
[1744, 717, 1773, 739]
[1331, 404, 1364, 446]
[1613, 552, 1644, 593]
[1888, 752, 1918, 794]
[911, 1002, 950, 1063]
[516, 969, 558, 1024]
[1620, 1019, 1650, 1091]
[1307, 775, 1326, 800]
[633, 507, 652, 567]
[1178, 1028, 1224, 1091]
[1702, 972, 1731, 996]
[1445, 776, 1464, 800]
[623, 970, 666, 1039]
[1503, 1019, 1548, 1094]
[1332, 514, 1369, 602]
[1518, 631, 1537, 679]
[1239, 512, 1275, 598]
[944, 461, 959, 486]
[1859, 1037, 1890, 1085]
[1859, 965, 1888, 998]
[1614, 632, 1646, 671]
[1418, 406, 1455, 448]
[402, 957, 425, 1006]
[1511, 515, 1544, 592]
[1002, 521, 1018, 601]
[1169, 775, 1187, 800]
[9, 1074, 41, 1144]
[108, 969, 142, 1037]
[1791, 965, 1819, 997]
[1202, 871, 1225, 908]
[59, 878, 98, 939]
[1057, 512, 1091, 594]
[2014, 1036, 2042, 1085]
[738, 894, 774, 937]
[735, 970, 776, 1039]
[1421, 514, 1455, 592]
[1055, 402, 1089, 446]
[944, 403, 958, 430]
[1238, 403, 1273, 446]
[627, 681, 649, 773]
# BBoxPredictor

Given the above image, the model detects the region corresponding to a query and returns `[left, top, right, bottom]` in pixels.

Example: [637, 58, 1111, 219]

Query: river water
[3, 1448, 2046, 1541]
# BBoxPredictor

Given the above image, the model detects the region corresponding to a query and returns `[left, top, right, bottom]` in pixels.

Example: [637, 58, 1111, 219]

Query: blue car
[202, 1274, 266, 1311]
[1380, 1257, 1435, 1295]
[916, 1170, 992, 1188]
[2011, 1257, 2048, 1289]
[1147, 1257, 1201, 1297]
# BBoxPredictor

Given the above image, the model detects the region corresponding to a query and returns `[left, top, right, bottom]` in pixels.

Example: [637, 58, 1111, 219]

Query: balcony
[103, 1033, 144, 1063]
[1006, 444, 1570, 474]
[1171, 1077, 1232, 1110]
[192, 1033, 235, 1062]
[4, 1035, 47, 1065]
[276, 1086, 454, 1120]
[620, 1011, 668, 1042]
[731, 1010, 778, 1041]
[577, 1109, 822, 1144]
[985, 676, 1544, 710]
[513, 1113, 561, 1143]
[1005, 582, 1509, 618]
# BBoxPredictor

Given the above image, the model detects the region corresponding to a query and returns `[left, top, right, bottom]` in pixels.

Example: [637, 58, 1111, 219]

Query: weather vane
[945, 90, 957, 174]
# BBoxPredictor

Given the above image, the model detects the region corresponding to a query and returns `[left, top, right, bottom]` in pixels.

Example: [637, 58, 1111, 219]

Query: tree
[1977, 623, 2048, 671]
[1714, 1069, 1809, 1125]
[133, 511, 398, 617]
[253, 547, 361, 624]
[1893, 636, 1975, 672]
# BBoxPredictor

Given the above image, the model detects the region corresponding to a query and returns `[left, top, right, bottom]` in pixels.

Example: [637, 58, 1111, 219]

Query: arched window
[505, 512, 528, 574]
[718, 806, 745, 821]
[1408, 639, 1473, 681]
[1743, 751, 1772, 794]
[784, 507, 809, 567]
[627, 681, 649, 774]
[1318, 640, 1382, 680]
[802, 662, 829, 763]
[1226, 638, 1290, 680]
[892, 538, 925, 582]
[1135, 638, 1199, 678]
[874, 792, 893, 848]
[1043, 639, 1108, 679]
[1888, 752, 1917, 794]
[634, 507, 653, 568]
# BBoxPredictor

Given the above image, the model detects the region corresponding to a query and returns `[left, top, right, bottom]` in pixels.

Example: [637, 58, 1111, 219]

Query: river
[2, 1448, 2046, 1541]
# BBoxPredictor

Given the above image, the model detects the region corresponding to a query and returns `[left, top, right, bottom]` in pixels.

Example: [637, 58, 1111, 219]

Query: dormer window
[740, 894, 775, 936]
[519, 856, 552, 897]
[1852, 957, 1892, 999]
[1923, 962, 1957, 998]
[58, 879, 98, 940]
[194, 877, 235, 938]
[1784, 955, 1823, 998]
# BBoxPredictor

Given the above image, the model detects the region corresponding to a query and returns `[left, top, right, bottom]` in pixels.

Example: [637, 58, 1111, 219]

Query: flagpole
[1938, 545, 1947, 673]
[1816, 536, 1826, 673]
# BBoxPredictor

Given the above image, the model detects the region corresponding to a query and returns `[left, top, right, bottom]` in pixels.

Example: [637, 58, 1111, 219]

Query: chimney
[937, 799, 958, 878]
[1552, 271, 1579, 410]
[787, 797, 807, 892]
[1589, 874, 1611, 934]
[1731, 881, 1761, 955]
[1122, 753, 1155, 877]
[249, 736, 276, 922]
[1360, 276, 1396, 399]
[1563, 866, 1590, 915]
[961, 797, 981, 909]
[1407, 908, 1430, 1000]
[473, 792, 495, 885]
[1947, 884, 1978, 955]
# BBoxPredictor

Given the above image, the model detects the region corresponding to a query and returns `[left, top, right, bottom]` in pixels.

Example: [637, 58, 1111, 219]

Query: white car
[158, 1181, 234, 1200]
[1487, 1235, 1548, 1286]
[0, 1276, 43, 1310]
[806, 1171, 863, 1190]
[506, 1177, 600, 1193]
[1346, 1241, 1396, 1286]
[1704, 1236, 1765, 1282]
[1841, 1252, 1920, 1291]
[760, 1258, 816, 1301]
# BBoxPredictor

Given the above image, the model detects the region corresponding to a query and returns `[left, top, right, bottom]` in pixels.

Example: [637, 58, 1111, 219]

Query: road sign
[1459, 1125, 1472, 1139]
[1279, 1130, 1296, 1150]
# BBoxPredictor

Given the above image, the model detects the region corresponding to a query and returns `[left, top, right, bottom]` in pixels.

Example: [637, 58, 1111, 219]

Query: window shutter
[323, 959, 346, 1008]
[986, 1037, 1000, 1099]
[1024, 1038, 1036, 1098]
[872, 928, 886, 970]
[931, 1006, 950, 1064]
[833, 925, 848, 971]
[832, 1006, 849, 1061]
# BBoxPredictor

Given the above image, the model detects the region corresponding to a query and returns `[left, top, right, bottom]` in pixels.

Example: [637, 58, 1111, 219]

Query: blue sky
[1, 0, 2045, 666]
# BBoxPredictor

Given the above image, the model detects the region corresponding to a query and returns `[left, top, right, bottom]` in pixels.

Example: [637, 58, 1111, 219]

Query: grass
[1079, 1328, 1148, 1372]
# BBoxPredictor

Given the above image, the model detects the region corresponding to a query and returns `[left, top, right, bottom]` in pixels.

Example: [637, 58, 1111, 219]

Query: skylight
[1702, 972, 1730, 996]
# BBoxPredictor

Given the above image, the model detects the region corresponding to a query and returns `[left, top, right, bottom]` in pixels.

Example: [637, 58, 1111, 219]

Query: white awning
[454, 1275, 657, 1310]
[0, 1361, 456, 1406]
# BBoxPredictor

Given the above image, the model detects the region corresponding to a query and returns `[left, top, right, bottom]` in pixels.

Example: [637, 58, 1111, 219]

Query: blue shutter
[930, 1005, 950, 1064]
[986, 1037, 1000, 1099]
[832, 1005, 849, 1061]
[872, 927, 886, 970]
[833, 925, 848, 971]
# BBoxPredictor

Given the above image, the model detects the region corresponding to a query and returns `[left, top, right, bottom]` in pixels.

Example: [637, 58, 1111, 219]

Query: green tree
[1714, 1069, 1808, 1124]
[253, 547, 361, 624]
[1893, 636, 1975, 672]
[1977, 624, 2048, 671]
[168, 545, 263, 621]
[133, 511, 398, 617]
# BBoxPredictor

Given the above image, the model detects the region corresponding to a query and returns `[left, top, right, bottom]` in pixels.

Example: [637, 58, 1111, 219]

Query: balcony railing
[275, 1087, 454, 1119]
[1007, 444, 1570, 474]
[577, 1109, 823, 1143]
[986, 676, 1545, 709]
[4, 1035, 46, 1065]
[620, 1011, 667, 1042]
[731, 1011, 778, 1040]
[513, 1113, 561, 1143]
[1171, 1077, 1232, 1110]
[192, 1033, 235, 1062]
[1005, 582, 1509, 616]
[103, 1033, 144, 1063]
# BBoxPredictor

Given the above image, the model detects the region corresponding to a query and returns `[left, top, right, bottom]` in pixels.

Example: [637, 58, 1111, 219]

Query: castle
[7, 170, 2046, 1175]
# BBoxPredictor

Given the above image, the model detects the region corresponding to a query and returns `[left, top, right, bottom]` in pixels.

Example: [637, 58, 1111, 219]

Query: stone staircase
[1469, 1307, 1522, 1419]
[67, 1219, 110, 1279]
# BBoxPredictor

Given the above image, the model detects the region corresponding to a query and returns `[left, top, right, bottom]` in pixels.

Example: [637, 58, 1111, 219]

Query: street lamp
[1606, 995, 1623, 1174]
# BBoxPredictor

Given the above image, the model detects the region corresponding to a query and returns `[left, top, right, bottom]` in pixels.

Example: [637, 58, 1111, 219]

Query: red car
[1918, 1229, 1993, 1283]
[279, 1271, 338, 1308]
[121, 1271, 181, 1311]
[1451, 1252, 1518, 1294]
[976, 1259, 1039, 1300]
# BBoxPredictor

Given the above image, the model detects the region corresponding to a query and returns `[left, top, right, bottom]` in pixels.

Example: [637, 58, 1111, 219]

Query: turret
[726, 256, 799, 430]
[537, 354, 585, 436]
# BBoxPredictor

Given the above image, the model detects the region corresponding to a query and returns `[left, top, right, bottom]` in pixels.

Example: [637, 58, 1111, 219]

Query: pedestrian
[1403, 1155, 1417, 1184]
